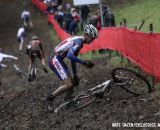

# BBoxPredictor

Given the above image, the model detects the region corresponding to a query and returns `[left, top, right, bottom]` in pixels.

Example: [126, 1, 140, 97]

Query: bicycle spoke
[112, 68, 152, 95]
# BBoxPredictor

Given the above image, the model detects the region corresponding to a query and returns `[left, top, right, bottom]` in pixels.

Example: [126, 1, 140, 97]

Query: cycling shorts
[27, 50, 43, 62]
[24, 16, 30, 22]
[16, 37, 24, 43]
[49, 55, 69, 81]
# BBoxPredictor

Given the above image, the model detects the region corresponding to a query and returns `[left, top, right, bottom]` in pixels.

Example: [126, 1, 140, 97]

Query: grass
[48, 25, 61, 45]
[113, 0, 160, 32]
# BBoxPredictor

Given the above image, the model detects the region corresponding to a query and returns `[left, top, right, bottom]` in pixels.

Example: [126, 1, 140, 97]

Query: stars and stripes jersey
[49, 36, 85, 79]
[54, 36, 84, 64]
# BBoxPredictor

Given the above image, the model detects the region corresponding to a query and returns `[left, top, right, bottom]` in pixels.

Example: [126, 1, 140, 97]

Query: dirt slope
[0, 1, 160, 130]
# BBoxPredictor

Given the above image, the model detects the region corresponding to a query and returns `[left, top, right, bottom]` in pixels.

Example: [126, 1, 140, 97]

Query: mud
[0, 1, 160, 130]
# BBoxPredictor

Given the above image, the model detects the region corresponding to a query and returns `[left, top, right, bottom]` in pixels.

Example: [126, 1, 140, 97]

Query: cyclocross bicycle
[54, 67, 152, 113]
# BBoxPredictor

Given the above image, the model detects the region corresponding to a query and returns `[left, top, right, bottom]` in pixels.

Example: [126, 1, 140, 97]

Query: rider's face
[85, 35, 95, 44]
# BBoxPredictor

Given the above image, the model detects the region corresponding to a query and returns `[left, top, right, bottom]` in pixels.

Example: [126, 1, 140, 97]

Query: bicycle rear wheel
[30, 64, 37, 81]
[111, 68, 152, 95]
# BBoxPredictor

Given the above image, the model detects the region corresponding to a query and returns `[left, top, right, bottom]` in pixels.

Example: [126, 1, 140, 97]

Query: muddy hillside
[0, 0, 160, 130]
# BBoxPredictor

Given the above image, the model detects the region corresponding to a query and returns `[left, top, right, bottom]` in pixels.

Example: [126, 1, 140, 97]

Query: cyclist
[26, 35, 48, 82]
[0, 48, 18, 86]
[45, 24, 98, 110]
[21, 8, 33, 28]
[16, 26, 26, 54]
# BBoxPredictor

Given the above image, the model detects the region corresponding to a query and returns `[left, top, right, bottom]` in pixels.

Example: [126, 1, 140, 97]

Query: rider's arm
[39, 42, 44, 57]
[70, 50, 79, 76]
[67, 52, 84, 64]
[0, 63, 7, 68]
[0, 54, 18, 60]
[67, 42, 85, 65]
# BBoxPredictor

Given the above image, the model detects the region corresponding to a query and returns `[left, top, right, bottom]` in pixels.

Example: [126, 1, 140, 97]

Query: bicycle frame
[89, 80, 113, 95]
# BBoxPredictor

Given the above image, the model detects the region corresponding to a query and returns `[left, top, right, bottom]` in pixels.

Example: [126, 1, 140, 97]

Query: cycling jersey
[21, 10, 30, 22]
[27, 40, 41, 51]
[17, 27, 25, 43]
[17, 27, 25, 37]
[49, 36, 84, 80]
[26, 40, 44, 61]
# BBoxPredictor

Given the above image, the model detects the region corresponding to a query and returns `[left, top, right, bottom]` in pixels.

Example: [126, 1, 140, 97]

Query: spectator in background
[55, 5, 64, 28]
[63, 3, 72, 32]
[43, 0, 51, 4]
[69, 8, 80, 35]
[45, 0, 58, 14]
[21, 8, 33, 28]
[103, 7, 116, 27]
[16, 26, 26, 54]
[80, 5, 90, 31]
[89, 12, 101, 31]
[65, 3, 71, 11]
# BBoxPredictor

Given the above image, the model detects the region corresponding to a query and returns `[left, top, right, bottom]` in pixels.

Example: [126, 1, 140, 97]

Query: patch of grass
[79, 51, 103, 60]
[113, 0, 160, 32]
[48, 25, 60, 45]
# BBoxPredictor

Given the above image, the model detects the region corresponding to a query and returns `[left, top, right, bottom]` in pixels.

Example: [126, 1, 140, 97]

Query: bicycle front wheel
[30, 64, 37, 81]
[111, 68, 152, 95]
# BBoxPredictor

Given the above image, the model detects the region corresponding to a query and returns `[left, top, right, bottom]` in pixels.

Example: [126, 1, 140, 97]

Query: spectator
[80, 5, 90, 31]
[45, 0, 58, 14]
[55, 5, 64, 28]
[65, 3, 71, 11]
[69, 8, 80, 35]
[89, 12, 101, 31]
[103, 7, 116, 27]
[63, 9, 72, 33]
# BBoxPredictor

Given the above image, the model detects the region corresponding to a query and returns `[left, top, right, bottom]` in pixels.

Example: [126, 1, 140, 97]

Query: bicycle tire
[111, 67, 152, 95]
[30, 64, 37, 81]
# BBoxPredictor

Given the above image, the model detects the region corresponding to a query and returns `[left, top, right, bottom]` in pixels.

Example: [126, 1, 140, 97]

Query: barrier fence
[32, 0, 160, 80]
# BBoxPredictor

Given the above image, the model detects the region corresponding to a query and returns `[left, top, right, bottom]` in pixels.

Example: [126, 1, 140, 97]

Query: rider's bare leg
[19, 38, 24, 52]
[46, 77, 73, 101]
[41, 59, 48, 73]
[29, 21, 33, 28]
[41, 59, 46, 66]
[28, 59, 32, 75]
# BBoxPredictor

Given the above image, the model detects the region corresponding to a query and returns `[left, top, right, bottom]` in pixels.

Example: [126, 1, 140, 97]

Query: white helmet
[84, 24, 98, 38]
